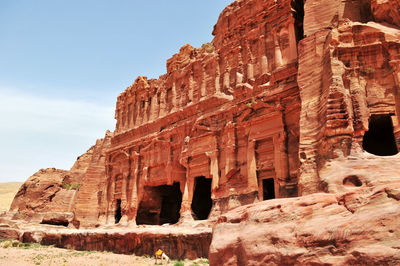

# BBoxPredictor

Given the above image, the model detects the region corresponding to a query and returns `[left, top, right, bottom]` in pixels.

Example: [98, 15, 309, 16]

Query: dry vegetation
[0, 240, 209, 266]
[0, 182, 22, 212]
[0, 185, 209, 265]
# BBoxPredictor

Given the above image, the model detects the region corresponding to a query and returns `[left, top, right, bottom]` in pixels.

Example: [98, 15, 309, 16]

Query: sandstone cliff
[9, 133, 109, 227]
[5, 0, 400, 264]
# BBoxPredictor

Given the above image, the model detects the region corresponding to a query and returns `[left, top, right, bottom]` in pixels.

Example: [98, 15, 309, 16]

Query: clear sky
[0, 0, 233, 182]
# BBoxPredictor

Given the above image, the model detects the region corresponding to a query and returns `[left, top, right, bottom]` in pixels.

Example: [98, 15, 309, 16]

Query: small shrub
[174, 261, 185, 266]
[2, 241, 11, 248]
[63, 183, 80, 190]
[201, 42, 214, 53]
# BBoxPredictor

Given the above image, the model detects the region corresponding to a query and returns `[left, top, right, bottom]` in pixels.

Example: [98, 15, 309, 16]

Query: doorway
[115, 199, 122, 224]
[136, 182, 182, 225]
[191, 176, 212, 220]
[263, 178, 275, 200]
[362, 115, 398, 156]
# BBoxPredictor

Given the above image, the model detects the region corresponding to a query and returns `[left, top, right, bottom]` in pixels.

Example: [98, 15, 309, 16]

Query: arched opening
[362, 115, 398, 156]
[191, 176, 212, 220]
[291, 0, 304, 42]
[263, 178, 275, 200]
[115, 199, 122, 224]
[136, 182, 182, 225]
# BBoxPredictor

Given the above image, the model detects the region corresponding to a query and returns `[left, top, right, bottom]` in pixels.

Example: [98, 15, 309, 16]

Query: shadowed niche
[136, 182, 182, 225]
[263, 178, 275, 200]
[115, 199, 122, 224]
[191, 176, 213, 220]
[291, 0, 304, 42]
[362, 115, 398, 156]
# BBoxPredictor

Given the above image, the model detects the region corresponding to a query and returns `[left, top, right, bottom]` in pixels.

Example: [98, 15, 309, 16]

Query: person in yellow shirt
[155, 249, 170, 264]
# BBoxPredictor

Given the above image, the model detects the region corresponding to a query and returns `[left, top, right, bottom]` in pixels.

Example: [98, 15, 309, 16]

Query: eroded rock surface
[210, 164, 400, 265]
[5, 0, 400, 263]
[371, 0, 400, 26]
[9, 168, 75, 224]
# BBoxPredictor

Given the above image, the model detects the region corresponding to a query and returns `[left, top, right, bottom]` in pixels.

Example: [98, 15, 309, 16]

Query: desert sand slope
[0, 182, 23, 213]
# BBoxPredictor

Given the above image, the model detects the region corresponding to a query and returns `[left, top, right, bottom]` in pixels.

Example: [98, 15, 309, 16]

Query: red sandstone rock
[101, 0, 301, 227]
[210, 173, 400, 265]
[6, 0, 400, 263]
[9, 143, 98, 225]
[371, 0, 400, 27]
[72, 132, 112, 228]
[10, 168, 72, 214]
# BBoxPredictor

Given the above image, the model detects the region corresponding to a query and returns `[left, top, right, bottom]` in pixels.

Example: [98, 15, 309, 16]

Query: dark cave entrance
[40, 219, 69, 227]
[115, 199, 122, 224]
[136, 182, 182, 225]
[291, 0, 305, 43]
[191, 176, 213, 220]
[263, 178, 275, 200]
[362, 115, 398, 156]
[159, 182, 182, 225]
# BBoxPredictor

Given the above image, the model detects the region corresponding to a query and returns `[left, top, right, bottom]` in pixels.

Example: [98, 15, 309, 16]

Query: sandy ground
[0, 182, 22, 212]
[0, 182, 210, 265]
[0, 241, 209, 266]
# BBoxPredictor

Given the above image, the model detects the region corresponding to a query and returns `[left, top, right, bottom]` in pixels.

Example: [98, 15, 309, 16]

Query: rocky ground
[0, 240, 209, 266]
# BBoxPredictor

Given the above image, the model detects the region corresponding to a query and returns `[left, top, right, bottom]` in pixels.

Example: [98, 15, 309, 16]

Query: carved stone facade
[102, 0, 301, 225]
[10, 0, 400, 230]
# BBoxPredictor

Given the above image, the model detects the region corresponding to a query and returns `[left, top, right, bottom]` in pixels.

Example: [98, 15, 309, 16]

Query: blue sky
[0, 1, 232, 182]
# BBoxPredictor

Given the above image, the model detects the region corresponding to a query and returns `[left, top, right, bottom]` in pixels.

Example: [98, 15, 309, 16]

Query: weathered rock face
[7, 1, 400, 262]
[101, 0, 301, 227]
[298, 0, 400, 195]
[209, 161, 400, 265]
[71, 132, 112, 228]
[9, 136, 108, 227]
[9, 168, 76, 225]
[371, 0, 400, 26]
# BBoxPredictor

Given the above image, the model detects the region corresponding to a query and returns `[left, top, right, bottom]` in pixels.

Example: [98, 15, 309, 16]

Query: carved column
[206, 150, 220, 195]
[172, 82, 177, 112]
[137, 100, 143, 126]
[223, 70, 230, 90]
[201, 65, 206, 98]
[247, 139, 258, 191]
[179, 152, 194, 221]
[106, 174, 116, 225]
[224, 122, 236, 179]
[273, 132, 289, 198]
[149, 93, 158, 121]
[189, 72, 194, 103]
[273, 28, 283, 68]
[121, 109, 126, 131]
[120, 171, 128, 223]
[166, 149, 173, 185]
[247, 63, 254, 81]
[128, 151, 140, 224]
[260, 35, 269, 75]
[134, 101, 140, 127]
[143, 99, 149, 123]
[159, 90, 167, 117]
[287, 16, 298, 63]
[215, 61, 221, 94]
[99, 162, 111, 224]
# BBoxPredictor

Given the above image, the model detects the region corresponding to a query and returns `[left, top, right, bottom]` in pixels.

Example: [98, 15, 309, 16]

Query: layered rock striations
[298, 0, 400, 195]
[9, 133, 110, 227]
[99, 0, 302, 227]
[6, 0, 400, 263]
